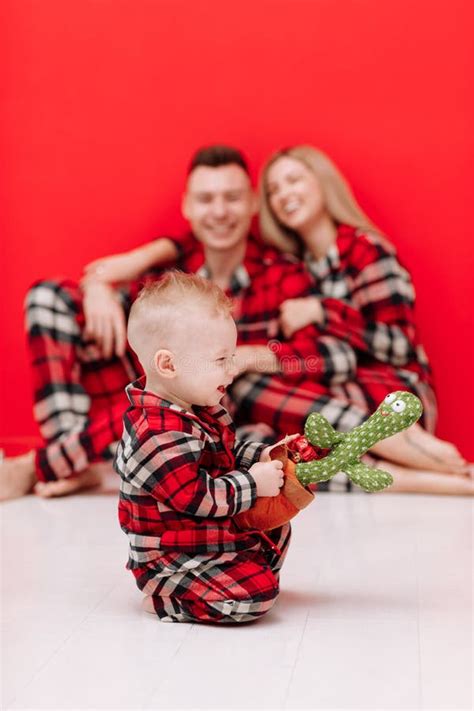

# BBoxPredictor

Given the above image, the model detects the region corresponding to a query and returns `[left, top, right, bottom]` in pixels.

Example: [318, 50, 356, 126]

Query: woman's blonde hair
[259, 145, 383, 254]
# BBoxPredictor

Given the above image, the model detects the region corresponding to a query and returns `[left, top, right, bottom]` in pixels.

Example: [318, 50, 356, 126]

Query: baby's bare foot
[34, 467, 103, 498]
[0, 451, 37, 501]
[142, 596, 156, 615]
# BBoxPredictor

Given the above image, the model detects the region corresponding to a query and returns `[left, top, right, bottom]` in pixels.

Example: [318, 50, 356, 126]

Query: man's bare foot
[371, 423, 468, 475]
[142, 596, 156, 615]
[34, 467, 104, 498]
[0, 450, 37, 501]
[378, 460, 474, 495]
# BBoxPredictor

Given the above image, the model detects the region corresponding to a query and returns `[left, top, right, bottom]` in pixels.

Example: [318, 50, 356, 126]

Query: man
[0, 145, 356, 500]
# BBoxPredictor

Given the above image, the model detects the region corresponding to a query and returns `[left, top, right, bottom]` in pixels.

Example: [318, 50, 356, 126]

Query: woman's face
[266, 156, 325, 232]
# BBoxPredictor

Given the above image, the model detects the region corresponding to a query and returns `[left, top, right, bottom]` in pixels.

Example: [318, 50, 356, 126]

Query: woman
[255, 144, 472, 492]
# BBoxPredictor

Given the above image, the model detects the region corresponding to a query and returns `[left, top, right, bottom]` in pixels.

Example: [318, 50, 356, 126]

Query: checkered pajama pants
[131, 524, 291, 624]
[230, 365, 438, 492]
[25, 279, 142, 481]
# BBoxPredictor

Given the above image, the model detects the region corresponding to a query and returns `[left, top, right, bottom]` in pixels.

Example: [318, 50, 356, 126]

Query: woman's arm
[238, 258, 357, 384]
[279, 239, 420, 368]
[275, 328, 357, 384]
[317, 242, 419, 366]
[278, 260, 358, 383]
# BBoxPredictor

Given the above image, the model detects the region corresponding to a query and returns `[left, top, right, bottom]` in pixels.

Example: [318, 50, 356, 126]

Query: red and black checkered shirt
[115, 377, 267, 569]
[305, 224, 431, 379]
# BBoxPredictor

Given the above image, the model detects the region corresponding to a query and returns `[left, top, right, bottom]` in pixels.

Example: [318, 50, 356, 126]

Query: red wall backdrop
[1, 0, 473, 456]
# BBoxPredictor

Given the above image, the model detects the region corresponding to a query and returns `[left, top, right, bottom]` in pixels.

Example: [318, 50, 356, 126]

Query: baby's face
[169, 313, 238, 410]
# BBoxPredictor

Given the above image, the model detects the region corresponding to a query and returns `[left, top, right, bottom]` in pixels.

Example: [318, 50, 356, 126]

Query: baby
[114, 271, 291, 623]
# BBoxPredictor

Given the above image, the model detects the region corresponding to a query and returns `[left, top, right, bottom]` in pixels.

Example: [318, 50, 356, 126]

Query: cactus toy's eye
[384, 393, 396, 405]
[391, 400, 406, 414]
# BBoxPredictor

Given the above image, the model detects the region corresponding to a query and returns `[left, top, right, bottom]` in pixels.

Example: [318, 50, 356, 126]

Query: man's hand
[234, 345, 280, 376]
[82, 282, 127, 358]
[279, 297, 324, 338]
[249, 460, 285, 497]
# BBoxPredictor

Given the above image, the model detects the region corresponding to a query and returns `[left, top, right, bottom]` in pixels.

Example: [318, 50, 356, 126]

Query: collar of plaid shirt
[125, 376, 235, 440]
[303, 223, 393, 274]
[303, 223, 369, 274]
[183, 234, 281, 296]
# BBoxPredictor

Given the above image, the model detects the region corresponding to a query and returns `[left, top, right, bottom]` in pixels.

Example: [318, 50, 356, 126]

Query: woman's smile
[281, 198, 301, 215]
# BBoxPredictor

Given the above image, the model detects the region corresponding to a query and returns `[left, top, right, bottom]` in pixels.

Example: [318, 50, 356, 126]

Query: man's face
[182, 164, 257, 252]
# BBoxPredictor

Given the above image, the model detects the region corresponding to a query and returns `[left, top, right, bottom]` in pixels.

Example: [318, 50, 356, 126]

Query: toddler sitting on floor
[114, 271, 291, 623]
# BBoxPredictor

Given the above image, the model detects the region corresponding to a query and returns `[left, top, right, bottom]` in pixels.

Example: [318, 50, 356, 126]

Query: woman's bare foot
[371, 423, 468, 475]
[142, 596, 156, 615]
[34, 466, 104, 498]
[0, 451, 37, 501]
[378, 460, 474, 496]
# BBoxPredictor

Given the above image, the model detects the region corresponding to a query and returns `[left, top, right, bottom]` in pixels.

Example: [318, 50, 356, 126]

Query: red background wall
[1, 0, 473, 456]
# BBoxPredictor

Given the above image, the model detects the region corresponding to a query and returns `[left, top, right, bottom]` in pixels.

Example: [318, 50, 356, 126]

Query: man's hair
[187, 145, 249, 175]
[127, 271, 233, 370]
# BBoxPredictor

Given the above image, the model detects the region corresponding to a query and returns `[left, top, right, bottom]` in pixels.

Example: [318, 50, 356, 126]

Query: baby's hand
[260, 434, 301, 462]
[249, 460, 285, 497]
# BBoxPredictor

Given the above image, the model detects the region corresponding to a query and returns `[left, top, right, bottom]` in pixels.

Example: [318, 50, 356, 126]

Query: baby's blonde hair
[128, 271, 233, 372]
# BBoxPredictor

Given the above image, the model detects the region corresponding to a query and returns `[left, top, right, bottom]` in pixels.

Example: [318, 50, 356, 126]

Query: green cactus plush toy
[234, 391, 424, 531]
[297, 390, 423, 492]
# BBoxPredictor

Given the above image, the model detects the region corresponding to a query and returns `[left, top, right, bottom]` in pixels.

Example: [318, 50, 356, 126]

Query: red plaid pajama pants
[131, 524, 291, 624]
[26, 279, 142, 481]
[230, 365, 437, 437]
[230, 364, 437, 492]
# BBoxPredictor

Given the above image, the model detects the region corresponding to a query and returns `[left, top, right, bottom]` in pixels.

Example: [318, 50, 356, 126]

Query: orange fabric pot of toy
[233, 443, 315, 531]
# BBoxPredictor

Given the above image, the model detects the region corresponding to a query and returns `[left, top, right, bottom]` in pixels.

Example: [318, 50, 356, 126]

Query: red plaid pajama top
[114, 378, 292, 622]
[115, 377, 270, 566]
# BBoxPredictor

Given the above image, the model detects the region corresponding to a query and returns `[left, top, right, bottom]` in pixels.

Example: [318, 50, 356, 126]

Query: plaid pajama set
[26, 227, 435, 491]
[114, 378, 291, 623]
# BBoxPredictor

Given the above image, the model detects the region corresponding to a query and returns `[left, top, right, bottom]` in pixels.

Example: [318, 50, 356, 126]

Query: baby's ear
[153, 349, 176, 378]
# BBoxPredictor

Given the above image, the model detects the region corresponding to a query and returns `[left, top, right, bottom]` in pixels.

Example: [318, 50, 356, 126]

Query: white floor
[1, 483, 472, 711]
